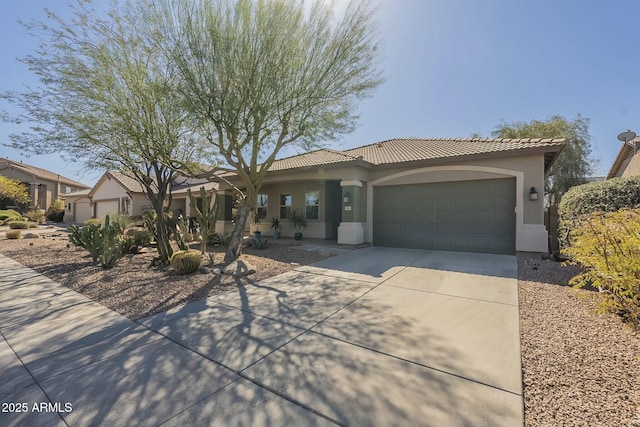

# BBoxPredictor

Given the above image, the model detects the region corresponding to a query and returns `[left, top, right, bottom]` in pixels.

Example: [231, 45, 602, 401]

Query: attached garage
[94, 200, 119, 219]
[373, 178, 516, 254]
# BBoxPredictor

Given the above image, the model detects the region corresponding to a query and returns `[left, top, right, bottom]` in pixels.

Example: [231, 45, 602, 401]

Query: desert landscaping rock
[518, 254, 640, 427]
[223, 259, 256, 277]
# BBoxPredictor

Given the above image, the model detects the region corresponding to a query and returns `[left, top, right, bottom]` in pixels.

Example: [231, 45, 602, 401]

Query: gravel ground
[2, 230, 639, 425]
[518, 255, 640, 427]
[0, 234, 331, 320]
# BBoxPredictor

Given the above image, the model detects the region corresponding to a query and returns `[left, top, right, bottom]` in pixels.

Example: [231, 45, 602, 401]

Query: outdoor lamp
[343, 192, 350, 203]
[529, 187, 538, 201]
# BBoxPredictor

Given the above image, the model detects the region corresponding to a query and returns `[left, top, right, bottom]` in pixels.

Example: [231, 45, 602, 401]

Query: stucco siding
[622, 153, 640, 177]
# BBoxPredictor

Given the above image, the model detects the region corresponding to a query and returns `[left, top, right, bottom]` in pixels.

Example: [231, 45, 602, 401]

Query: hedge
[558, 176, 640, 248]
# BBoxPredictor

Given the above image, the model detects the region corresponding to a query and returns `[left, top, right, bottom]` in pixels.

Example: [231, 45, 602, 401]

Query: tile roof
[267, 149, 360, 172]
[0, 158, 90, 189]
[107, 171, 147, 193]
[342, 137, 567, 165]
[266, 137, 566, 172]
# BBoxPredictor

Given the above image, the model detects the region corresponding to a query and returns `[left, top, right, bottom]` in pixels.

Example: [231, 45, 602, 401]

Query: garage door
[373, 178, 516, 254]
[74, 201, 93, 224]
[94, 200, 119, 219]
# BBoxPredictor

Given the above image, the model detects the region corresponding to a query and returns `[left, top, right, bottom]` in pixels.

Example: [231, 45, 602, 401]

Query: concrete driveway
[1, 247, 522, 426]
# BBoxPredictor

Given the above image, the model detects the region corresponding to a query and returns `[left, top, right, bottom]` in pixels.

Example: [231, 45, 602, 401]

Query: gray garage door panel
[373, 178, 516, 254]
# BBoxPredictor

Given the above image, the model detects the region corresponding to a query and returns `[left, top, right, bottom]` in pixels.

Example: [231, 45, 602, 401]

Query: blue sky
[2, 0, 639, 186]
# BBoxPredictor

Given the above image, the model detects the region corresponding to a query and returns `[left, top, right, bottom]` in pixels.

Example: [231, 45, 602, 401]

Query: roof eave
[606, 143, 632, 179]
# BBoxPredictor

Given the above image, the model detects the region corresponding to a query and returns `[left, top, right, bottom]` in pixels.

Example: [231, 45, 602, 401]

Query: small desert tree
[2, 0, 210, 262]
[491, 114, 596, 205]
[0, 176, 30, 207]
[145, 0, 383, 263]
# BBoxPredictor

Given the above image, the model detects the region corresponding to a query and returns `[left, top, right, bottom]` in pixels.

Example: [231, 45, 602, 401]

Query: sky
[2, 0, 640, 186]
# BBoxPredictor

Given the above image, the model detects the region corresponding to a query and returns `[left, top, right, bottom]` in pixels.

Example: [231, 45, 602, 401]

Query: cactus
[99, 215, 125, 269]
[188, 187, 220, 255]
[170, 250, 202, 274]
[68, 223, 102, 261]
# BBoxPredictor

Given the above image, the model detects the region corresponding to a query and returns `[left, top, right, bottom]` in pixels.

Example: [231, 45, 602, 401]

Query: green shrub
[28, 222, 38, 228]
[46, 199, 65, 222]
[9, 221, 31, 229]
[6, 230, 21, 239]
[125, 228, 152, 247]
[170, 250, 202, 274]
[558, 176, 640, 248]
[563, 208, 640, 333]
[1, 218, 16, 225]
[25, 208, 45, 224]
[84, 218, 104, 226]
[0, 209, 22, 221]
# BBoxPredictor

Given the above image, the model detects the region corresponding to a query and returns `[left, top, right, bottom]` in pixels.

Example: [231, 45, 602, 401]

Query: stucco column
[30, 183, 39, 209]
[215, 190, 235, 234]
[338, 180, 365, 245]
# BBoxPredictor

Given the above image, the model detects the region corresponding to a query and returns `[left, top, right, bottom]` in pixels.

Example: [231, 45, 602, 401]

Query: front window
[280, 194, 292, 219]
[256, 194, 268, 220]
[305, 191, 319, 220]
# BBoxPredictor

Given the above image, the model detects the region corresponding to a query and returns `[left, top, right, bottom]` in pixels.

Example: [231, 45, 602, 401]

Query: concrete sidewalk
[0, 248, 523, 426]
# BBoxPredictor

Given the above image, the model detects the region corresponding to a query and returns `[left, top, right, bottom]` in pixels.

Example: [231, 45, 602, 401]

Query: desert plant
[9, 221, 31, 229]
[46, 199, 65, 222]
[0, 209, 22, 221]
[563, 208, 640, 333]
[6, 230, 21, 239]
[68, 223, 103, 261]
[558, 176, 640, 248]
[25, 208, 45, 224]
[84, 218, 104, 226]
[107, 212, 133, 234]
[170, 250, 202, 274]
[188, 187, 220, 255]
[125, 228, 152, 247]
[143, 210, 158, 241]
[99, 215, 125, 268]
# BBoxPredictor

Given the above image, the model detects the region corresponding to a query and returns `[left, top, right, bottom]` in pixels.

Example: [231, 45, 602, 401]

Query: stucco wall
[622, 152, 640, 177]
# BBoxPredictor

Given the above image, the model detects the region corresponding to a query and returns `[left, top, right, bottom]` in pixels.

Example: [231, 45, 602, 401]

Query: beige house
[214, 137, 566, 254]
[0, 158, 90, 211]
[65, 170, 216, 224]
[607, 136, 640, 178]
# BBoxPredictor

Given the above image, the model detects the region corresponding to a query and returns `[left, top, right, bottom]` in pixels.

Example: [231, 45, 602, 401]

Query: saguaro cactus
[188, 187, 220, 255]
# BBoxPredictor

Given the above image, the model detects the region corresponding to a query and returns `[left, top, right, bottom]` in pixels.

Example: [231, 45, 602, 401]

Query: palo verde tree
[2, 0, 209, 263]
[0, 176, 31, 207]
[491, 114, 596, 205]
[144, 0, 383, 263]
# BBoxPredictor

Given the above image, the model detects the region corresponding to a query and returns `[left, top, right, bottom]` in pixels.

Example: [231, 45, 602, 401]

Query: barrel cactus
[170, 250, 202, 274]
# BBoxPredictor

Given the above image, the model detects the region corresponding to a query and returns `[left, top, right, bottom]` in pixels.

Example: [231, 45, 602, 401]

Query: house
[607, 136, 640, 178]
[213, 137, 566, 254]
[0, 158, 90, 211]
[64, 170, 217, 224]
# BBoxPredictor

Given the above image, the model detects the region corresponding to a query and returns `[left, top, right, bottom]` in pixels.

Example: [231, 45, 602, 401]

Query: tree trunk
[154, 204, 174, 263]
[224, 198, 250, 264]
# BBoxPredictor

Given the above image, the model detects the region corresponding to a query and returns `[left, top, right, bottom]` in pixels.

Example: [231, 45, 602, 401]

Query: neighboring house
[0, 158, 90, 211]
[607, 136, 640, 178]
[213, 137, 566, 254]
[65, 170, 217, 223]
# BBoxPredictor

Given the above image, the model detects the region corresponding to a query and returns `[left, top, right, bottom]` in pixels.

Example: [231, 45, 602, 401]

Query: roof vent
[356, 155, 364, 161]
[376, 142, 384, 148]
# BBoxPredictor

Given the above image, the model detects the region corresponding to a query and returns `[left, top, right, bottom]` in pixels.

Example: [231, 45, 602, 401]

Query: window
[305, 191, 319, 220]
[256, 194, 268, 220]
[280, 194, 292, 219]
